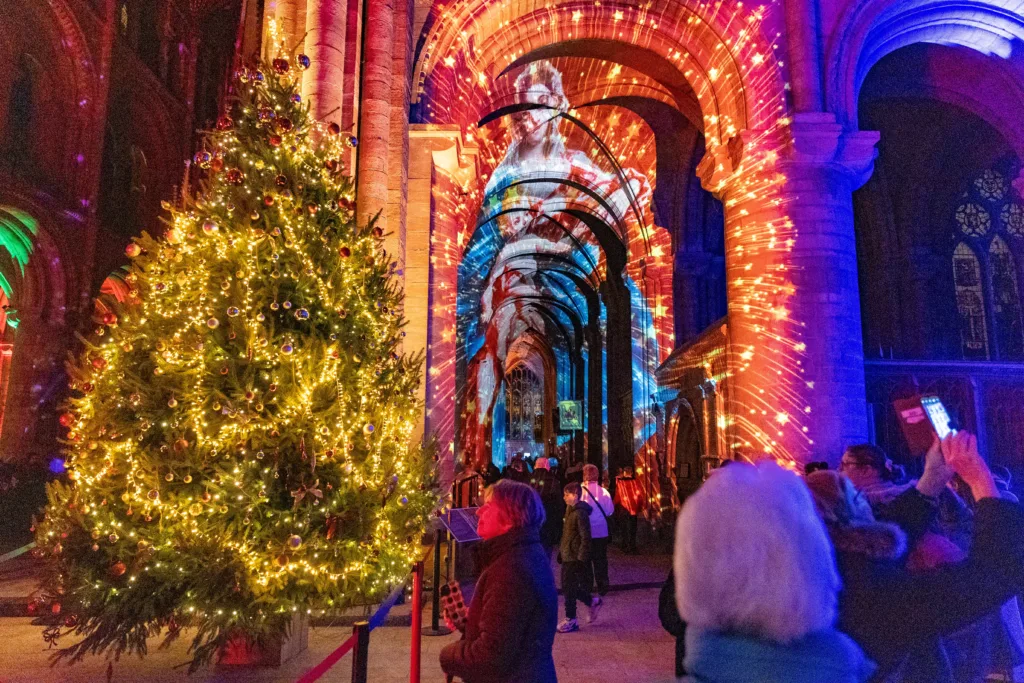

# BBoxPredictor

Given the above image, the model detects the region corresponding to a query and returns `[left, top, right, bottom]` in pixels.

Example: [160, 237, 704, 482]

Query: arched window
[953, 164, 1024, 360]
[953, 243, 988, 359]
[990, 237, 1024, 358]
[505, 364, 543, 441]
[1, 53, 37, 177]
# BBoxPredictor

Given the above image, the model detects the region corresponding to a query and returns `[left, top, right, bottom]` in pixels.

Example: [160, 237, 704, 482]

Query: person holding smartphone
[807, 431, 1024, 681]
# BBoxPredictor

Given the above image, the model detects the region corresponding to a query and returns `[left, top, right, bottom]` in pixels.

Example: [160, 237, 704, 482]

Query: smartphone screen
[921, 395, 955, 440]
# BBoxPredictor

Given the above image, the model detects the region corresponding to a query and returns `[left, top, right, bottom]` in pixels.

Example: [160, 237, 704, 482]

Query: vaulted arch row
[413, 0, 816, 491]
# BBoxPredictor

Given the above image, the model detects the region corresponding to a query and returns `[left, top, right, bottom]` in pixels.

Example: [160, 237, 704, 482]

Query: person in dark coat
[440, 479, 558, 683]
[557, 482, 599, 632]
[807, 430, 1024, 682]
[658, 567, 687, 679]
[530, 457, 564, 559]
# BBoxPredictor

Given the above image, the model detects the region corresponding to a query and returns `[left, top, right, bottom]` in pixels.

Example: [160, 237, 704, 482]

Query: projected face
[512, 81, 564, 149]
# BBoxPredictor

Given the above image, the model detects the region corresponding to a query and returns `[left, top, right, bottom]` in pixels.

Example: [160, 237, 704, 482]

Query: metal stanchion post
[351, 621, 370, 683]
[410, 561, 423, 683]
[423, 529, 451, 636]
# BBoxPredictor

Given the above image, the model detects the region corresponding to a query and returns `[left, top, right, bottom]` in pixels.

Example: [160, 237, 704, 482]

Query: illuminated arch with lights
[418, 0, 810, 471]
[414, 0, 786, 144]
[828, 0, 1024, 131]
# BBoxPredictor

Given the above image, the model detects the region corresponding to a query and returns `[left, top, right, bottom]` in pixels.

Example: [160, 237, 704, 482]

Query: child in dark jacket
[558, 482, 600, 632]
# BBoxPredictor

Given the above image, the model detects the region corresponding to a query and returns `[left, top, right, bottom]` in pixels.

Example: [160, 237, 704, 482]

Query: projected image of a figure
[456, 61, 668, 470]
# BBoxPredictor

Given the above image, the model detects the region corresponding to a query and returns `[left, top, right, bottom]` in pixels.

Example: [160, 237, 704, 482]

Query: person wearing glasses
[807, 431, 1024, 682]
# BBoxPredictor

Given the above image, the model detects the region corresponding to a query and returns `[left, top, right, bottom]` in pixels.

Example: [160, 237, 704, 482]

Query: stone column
[301, 0, 346, 126]
[385, 0, 414, 271]
[262, 0, 300, 58]
[700, 117, 877, 464]
[781, 114, 878, 463]
[355, 0, 394, 231]
[784, 0, 824, 112]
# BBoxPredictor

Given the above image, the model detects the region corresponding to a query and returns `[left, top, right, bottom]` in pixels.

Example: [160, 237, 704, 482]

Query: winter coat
[581, 482, 613, 539]
[559, 500, 592, 563]
[682, 628, 875, 683]
[831, 489, 1024, 681]
[530, 468, 564, 548]
[658, 568, 687, 678]
[439, 526, 558, 683]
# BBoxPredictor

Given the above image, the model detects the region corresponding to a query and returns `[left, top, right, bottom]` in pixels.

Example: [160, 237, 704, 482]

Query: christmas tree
[34, 57, 437, 668]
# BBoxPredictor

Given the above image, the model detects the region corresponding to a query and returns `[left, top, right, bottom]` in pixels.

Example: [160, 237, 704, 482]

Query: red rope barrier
[296, 632, 358, 683]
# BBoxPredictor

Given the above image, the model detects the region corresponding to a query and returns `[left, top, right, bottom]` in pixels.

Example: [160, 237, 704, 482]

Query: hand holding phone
[894, 395, 958, 457]
[921, 396, 955, 440]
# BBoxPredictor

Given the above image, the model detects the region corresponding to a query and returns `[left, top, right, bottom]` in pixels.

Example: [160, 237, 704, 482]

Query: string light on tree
[35, 57, 439, 670]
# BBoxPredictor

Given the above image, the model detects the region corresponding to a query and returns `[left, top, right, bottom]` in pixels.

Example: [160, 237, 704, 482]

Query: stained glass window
[506, 365, 542, 441]
[952, 164, 1024, 360]
[953, 243, 989, 359]
[1002, 203, 1024, 237]
[990, 237, 1024, 359]
[975, 169, 1008, 201]
[956, 202, 991, 237]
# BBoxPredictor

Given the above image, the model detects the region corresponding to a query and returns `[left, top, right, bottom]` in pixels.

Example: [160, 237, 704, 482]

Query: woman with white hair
[440, 479, 558, 682]
[674, 462, 874, 682]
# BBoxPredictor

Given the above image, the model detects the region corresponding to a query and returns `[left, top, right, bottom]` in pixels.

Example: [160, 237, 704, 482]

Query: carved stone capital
[784, 112, 879, 189]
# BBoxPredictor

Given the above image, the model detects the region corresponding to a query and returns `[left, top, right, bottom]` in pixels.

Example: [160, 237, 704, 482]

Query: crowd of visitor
[439, 430, 1024, 682]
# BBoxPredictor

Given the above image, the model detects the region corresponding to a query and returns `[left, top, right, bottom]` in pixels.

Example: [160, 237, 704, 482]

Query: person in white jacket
[581, 464, 614, 596]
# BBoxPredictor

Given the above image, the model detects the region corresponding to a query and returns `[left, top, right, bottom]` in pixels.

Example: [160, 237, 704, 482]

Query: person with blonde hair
[674, 461, 874, 682]
[440, 479, 558, 682]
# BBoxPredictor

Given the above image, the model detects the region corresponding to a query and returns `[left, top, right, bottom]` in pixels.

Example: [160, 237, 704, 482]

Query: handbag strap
[581, 484, 611, 521]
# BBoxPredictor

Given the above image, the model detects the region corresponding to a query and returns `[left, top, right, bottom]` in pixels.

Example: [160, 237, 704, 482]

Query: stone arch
[827, 0, 1024, 130]
[857, 42, 1024, 167]
[0, 197, 75, 462]
[0, 0, 100, 199]
[414, 0, 787, 145]
[0, 198, 72, 321]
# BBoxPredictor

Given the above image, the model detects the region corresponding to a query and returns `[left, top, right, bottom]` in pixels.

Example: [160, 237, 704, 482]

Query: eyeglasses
[839, 459, 873, 472]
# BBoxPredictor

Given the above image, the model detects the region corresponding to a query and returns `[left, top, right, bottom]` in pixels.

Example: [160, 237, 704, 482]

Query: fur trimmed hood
[827, 520, 907, 561]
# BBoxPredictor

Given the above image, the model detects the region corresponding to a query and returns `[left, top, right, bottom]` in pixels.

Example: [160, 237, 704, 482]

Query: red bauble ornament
[306, 203, 318, 215]
[51, 602, 61, 615]
[269, 134, 282, 147]
[91, 357, 107, 370]
[275, 174, 288, 187]
[59, 412, 75, 428]
[26, 600, 38, 615]
[110, 561, 127, 577]
[82, 383, 94, 393]
[372, 227, 383, 238]
[101, 312, 117, 326]
[277, 117, 293, 131]
[272, 58, 290, 74]
[64, 615, 78, 628]
[339, 246, 351, 258]
[210, 157, 224, 172]
[327, 122, 341, 136]
[216, 115, 234, 130]
[339, 197, 353, 210]
[325, 159, 338, 172]
[263, 195, 275, 207]
[226, 168, 244, 185]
